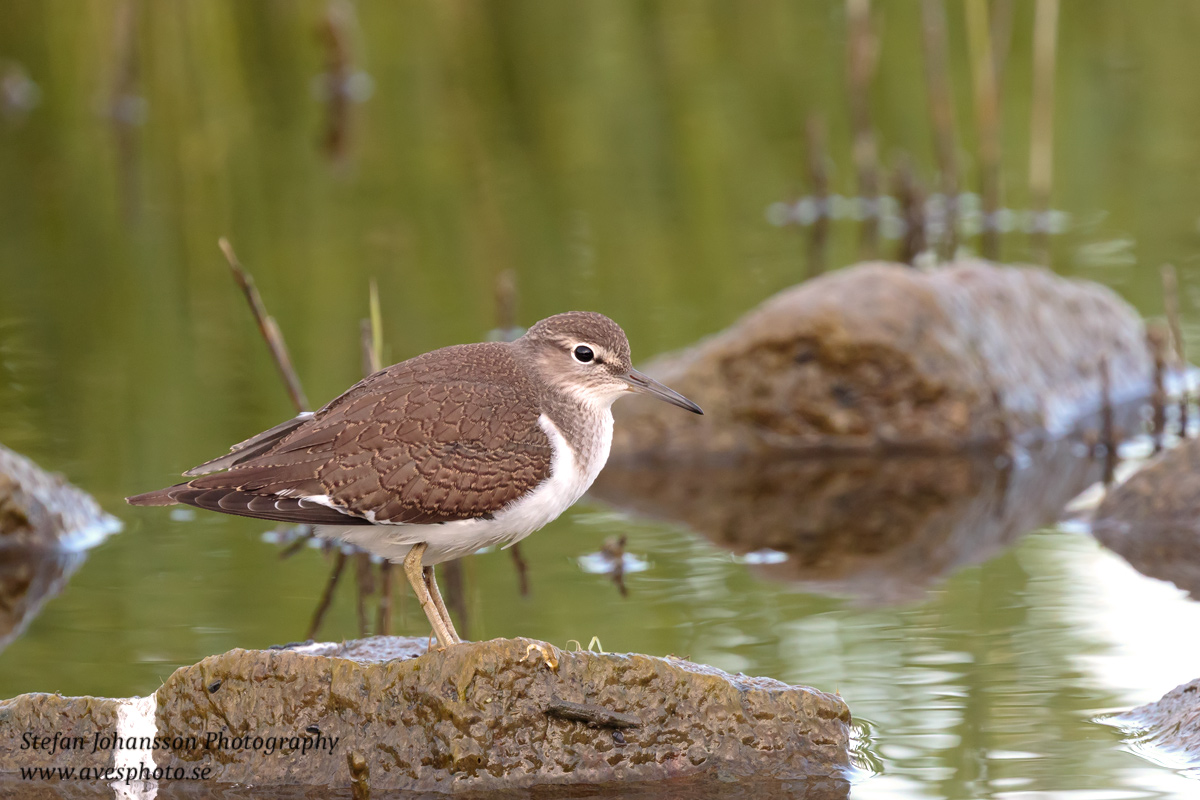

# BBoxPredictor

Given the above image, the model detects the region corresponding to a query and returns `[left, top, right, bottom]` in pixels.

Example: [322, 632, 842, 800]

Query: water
[4, 2, 1200, 796]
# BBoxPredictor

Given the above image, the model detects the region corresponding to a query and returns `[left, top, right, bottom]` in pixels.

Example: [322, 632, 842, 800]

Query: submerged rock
[1092, 437, 1200, 598]
[1112, 677, 1200, 771]
[0, 637, 852, 796]
[612, 261, 1150, 458]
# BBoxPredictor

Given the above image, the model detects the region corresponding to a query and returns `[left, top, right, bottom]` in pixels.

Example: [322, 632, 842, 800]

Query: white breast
[494, 411, 612, 539]
[316, 410, 614, 565]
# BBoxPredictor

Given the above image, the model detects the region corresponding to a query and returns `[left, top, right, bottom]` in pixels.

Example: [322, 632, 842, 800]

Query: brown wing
[127, 343, 553, 525]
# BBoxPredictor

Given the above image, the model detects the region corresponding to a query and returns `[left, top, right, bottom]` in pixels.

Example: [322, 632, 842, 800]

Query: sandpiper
[128, 312, 702, 648]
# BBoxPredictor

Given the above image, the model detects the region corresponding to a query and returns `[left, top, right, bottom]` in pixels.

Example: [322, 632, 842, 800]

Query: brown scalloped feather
[127, 343, 553, 526]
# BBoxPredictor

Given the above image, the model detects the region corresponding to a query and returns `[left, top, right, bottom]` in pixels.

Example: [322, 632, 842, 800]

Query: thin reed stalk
[846, 0, 880, 257]
[1029, 0, 1059, 264]
[1162, 264, 1189, 435]
[920, 0, 959, 261]
[806, 115, 832, 276]
[966, 0, 1002, 260]
[219, 237, 311, 413]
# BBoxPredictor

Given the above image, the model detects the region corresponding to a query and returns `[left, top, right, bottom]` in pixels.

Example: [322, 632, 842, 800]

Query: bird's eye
[573, 345, 595, 363]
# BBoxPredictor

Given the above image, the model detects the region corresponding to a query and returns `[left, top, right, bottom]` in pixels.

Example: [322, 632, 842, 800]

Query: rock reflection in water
[0, 547, 85, 654]
[594, 441, 1104, 605]
[0, 444, 121, 654]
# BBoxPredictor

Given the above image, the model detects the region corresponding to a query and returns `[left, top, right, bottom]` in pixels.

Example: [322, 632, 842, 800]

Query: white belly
[317, 411, 613, 565]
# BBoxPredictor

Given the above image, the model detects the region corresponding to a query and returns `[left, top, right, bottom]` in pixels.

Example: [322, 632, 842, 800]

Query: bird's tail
[126, 487, 182, 506]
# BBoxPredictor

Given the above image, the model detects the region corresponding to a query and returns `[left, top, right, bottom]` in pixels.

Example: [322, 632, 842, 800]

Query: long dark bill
[623, 369, 704, 415]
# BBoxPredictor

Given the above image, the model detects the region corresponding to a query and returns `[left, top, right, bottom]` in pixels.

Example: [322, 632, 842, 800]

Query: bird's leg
[423, 565, 461, 644]
[402, 544, 456, 650]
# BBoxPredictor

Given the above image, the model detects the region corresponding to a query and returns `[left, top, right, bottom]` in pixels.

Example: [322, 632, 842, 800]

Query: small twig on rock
[546, 696, 641, 729]
[219, 237, 310, 413]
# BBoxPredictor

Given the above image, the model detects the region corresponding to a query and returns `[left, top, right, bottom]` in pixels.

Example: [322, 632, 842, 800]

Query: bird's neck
[542, 390, 615, 480]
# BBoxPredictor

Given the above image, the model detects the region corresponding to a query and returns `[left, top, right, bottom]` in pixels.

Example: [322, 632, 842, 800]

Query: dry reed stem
[218, 237, 311, 413]
[806, 114, 831, 276]
[1029, 0, 1060, 264]
[306, 550, 348, 640]
[846, 0, 880, 257]
[920, 0, 959, 261]
[1162, 264, 1189, 436]
[966, 0, 1002, 261]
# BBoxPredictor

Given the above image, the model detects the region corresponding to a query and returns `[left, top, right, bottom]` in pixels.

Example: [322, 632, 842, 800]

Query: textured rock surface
[611, 261, 1151, 458]
[1092, 438, 1200, 598]
[0, 444, 120, 549]
[0, 693, 124, 769]
[595, 435, 1107, 604]
[0, 445, 119, 653]
[1114, 677, 1200, 769]
[1, 637, 852, 796]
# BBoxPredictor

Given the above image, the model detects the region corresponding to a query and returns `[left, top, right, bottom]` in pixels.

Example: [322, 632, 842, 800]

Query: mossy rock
[1, 637, 853, 796]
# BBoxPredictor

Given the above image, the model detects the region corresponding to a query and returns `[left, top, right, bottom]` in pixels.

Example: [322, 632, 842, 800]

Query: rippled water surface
[5, 2, 1200, 797]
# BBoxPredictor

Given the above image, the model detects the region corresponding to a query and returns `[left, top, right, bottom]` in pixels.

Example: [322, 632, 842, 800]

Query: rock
[594, 434, 1108, 605]
[0, 444, 120, 550]
[611, 261, 1151, 458]
[1092, 438, 1200, 598]
[0, 637, 852, 796]
[1112, 677, 1200, 770]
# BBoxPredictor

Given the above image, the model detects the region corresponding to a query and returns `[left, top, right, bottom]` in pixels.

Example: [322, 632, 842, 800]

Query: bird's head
[516, 311, 703, 414]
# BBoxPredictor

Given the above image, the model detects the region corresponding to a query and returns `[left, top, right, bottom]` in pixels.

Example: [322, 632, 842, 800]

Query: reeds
[920, 0, 959, 261]
[966, 0, 1002, 261]
[846, 0, 880, 257]
[806, 115, 832, 275]
[1028, 0, 1060, 264]
[1162, 264, 1189, 436]
[219, 237, 311, 414]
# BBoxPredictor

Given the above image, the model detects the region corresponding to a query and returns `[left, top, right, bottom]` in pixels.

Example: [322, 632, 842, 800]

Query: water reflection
[594, 439, 1104, 605]
[0, 445, 121, 655]
[1094, 517, 1200, 602]
[0, 547, 85, 655]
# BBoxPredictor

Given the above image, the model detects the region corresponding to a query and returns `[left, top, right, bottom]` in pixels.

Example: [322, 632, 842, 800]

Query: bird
[127, 312, 702, 648]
